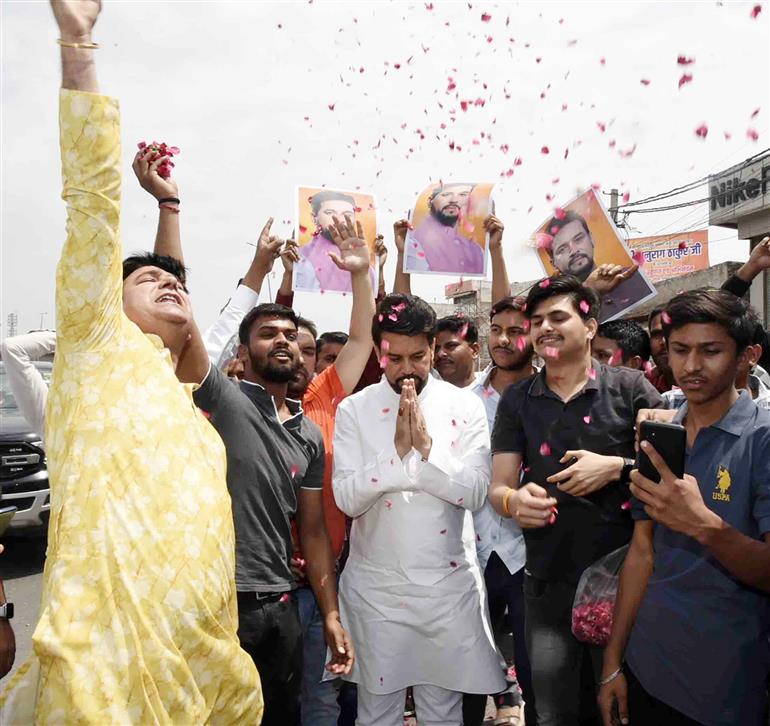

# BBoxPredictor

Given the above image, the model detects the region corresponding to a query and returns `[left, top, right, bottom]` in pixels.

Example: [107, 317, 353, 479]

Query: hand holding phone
[636, 421, 686, 483]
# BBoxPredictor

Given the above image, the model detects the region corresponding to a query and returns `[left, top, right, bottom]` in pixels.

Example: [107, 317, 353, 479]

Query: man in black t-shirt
[489, 275, 663, 726]
[192, 302, 354, 726]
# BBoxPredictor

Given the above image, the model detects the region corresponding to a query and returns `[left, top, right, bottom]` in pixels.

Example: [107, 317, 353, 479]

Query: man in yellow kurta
[0, 1, 262, 722]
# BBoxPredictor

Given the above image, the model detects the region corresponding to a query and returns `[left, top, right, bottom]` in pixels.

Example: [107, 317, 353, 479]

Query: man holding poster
[295, 188, 378, 294]
[536, 190, 656, 322]
[405, 182, 491, 276]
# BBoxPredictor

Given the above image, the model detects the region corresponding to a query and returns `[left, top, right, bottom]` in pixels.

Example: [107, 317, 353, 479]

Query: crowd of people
[0, 3, 769, 726]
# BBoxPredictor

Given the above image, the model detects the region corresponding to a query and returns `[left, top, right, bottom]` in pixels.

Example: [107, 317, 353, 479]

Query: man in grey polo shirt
[192, 302, 354, 726]
[599, 290, 770, 726]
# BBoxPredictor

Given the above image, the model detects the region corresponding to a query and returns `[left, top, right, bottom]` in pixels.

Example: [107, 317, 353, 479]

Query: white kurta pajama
[332, 375, 505, 709]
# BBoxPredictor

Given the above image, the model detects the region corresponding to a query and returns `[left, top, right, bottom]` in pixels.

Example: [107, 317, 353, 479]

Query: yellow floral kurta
[0, 90, 262, 724]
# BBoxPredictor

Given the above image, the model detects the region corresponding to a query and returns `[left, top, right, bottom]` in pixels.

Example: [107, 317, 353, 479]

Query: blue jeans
[295, 585, 340, 726]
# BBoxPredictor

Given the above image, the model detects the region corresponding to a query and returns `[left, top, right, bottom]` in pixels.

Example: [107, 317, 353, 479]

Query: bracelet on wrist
[157, 196, 180, 206]
[57, 39, 100, 50]
[159, 203, 180, 214]
[502, 488, 514, 517]
[598, 665, 623, 687]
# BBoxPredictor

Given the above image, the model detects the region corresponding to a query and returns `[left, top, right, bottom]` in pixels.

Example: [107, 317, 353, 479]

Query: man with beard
[645, 305, 676, 393]
[332, 293, 504, 725]
[0, 2, 261, 722]
[190, 293, 354, 724]
[295, 190, 377, 294]
[546, 210, 650, 322]
[407, 183, 485, 275]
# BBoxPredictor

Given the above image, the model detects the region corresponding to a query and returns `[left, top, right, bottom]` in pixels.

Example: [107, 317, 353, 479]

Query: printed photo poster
[295, 186, 379, 295]
[403, 182, 494, 277]
[532, 188, 657, 322]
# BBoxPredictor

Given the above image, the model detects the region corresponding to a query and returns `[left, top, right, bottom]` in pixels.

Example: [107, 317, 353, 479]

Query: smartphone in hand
[637, 421, 686, 483]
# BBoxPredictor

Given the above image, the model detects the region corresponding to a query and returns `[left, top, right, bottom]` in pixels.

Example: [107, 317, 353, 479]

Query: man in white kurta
[332, 293, 505, 725]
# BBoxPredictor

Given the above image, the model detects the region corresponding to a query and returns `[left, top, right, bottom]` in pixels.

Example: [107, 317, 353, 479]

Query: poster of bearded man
[404, 182, 494, 277]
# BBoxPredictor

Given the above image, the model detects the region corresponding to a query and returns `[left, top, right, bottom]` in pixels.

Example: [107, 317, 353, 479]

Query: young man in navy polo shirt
[599, 289, 770, 726]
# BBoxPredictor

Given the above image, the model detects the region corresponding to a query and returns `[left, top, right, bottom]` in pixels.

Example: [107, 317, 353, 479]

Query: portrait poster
[403, 181, 494, 277]
[626, 230, 710, 283]
[295, 186, 379, 295]
[532, 188, 657, 322]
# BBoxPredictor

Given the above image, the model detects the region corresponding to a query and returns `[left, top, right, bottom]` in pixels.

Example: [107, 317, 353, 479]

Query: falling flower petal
[621, 500, 632, 511]
[640, 78, 651, 85]
[540, 145, 550, 154]
[539, 277, 552, 288]
[449, 560, 458, 567]
[583, 415, 592, 424]
[440, 529, 447, 534]
[539, 442, 551, 456]
[290, 464, 300, 478]
[694, 123, 708, 139]
[751, 4, 762, 18]
[579, 300, 590, 314]
[747, 128, 759, 141]
[587, 367, 597, 380]
[481, 12, 491, 21]
[678, 241, 688, 250]
[661, 311, 672, 324]
[632, 250, 646, 266]
[678, 73, 693, 89]
[554, 207, 566, 220]
[677, 55, 695, 65]
[384, 499, 393, 509]
[382, 408, 390, 414]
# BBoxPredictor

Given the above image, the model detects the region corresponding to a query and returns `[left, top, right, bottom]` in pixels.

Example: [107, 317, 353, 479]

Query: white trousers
[356, 683, 463, 726]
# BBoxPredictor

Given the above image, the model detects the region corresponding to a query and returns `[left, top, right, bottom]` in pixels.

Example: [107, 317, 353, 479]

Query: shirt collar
[239, 378, 304, 425]
[674, 390, 755, 437]
[528, 358, 601, 398]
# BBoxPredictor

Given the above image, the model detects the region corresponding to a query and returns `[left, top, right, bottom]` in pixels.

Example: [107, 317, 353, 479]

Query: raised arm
[486, 215, 510, 304]
[177, 218, 282, 382]
[0, 331, 56, 437]
[326, 217, 375, 394]
[332, 399, 416, 518]
[375, 235, 387, 299]
[53, 0, 125, 352]
[392, 219, 412, 295]
[727, 235, 770, 290]
[133, 147, 182, 262]
[276, 239, 299, 306]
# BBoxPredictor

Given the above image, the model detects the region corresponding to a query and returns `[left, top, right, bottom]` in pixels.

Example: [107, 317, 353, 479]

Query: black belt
[236, 590, 289, 604]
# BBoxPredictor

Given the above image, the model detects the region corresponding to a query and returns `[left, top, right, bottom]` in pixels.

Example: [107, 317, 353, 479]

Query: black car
[0, 362, 51, 531]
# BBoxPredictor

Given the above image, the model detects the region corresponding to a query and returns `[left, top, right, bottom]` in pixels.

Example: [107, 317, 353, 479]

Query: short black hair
[296, 316, 318, 340]
[490, 296, 527, 321]
[311, 190, 356, 216]
[317, 331, 349, 354]
[372, 293, 437, 346]
[123, 252, 188, 288]
[239, 303, 298, 345]
[648, 304, 668, 331]
[751, 321, 765, 347]
[543, 210, 591, 253]
[663, 289, 757, 352]
[436, 314, 478, 344]
[524, 275, 600, 321]
[597, 320, 651, 362]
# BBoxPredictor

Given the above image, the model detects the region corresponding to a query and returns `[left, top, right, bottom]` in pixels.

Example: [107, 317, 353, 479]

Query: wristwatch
[620, 458, 635, 483]
[0, 602, 14, 619]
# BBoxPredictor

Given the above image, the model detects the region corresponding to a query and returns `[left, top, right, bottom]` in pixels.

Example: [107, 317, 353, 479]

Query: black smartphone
[637, 421, 686, 483]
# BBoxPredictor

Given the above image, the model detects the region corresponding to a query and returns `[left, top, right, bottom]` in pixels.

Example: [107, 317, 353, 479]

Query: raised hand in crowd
[133, 147, 183, 262]
[51, 0, 101, 93]
[736, 235, 770, 284]
[243, 216, 283, 292]
[486, 214, 511, 304]
[375, 234, 387, 297]
[277, 237, 299, 299]
[392, 218, 412, 295]
[585, 263, 640, 296]
[326, 215, 371, 273]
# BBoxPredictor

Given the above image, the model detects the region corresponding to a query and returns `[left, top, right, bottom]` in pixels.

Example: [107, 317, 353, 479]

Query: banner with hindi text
[626, 230, 710, 283]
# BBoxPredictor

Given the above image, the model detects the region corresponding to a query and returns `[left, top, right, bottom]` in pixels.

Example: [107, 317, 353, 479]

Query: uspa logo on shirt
[712, 465, 732, 502]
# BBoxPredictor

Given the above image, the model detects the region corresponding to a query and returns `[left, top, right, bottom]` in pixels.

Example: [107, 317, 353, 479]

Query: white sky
[2, 0, 768, 335]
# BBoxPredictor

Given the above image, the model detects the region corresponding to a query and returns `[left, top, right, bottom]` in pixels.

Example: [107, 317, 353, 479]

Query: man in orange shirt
[281, 222, 376, 725]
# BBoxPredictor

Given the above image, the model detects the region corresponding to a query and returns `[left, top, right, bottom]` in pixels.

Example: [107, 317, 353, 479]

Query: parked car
[0, 361, 51, 531]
